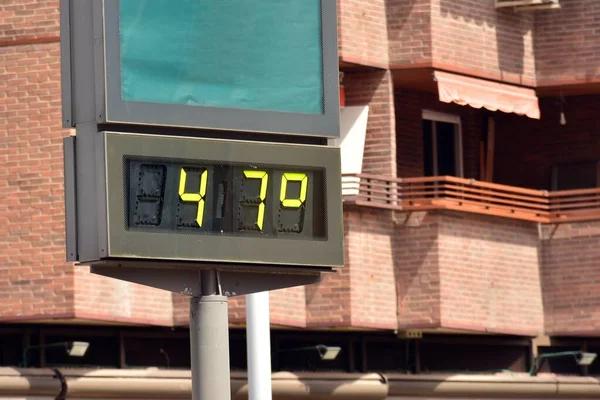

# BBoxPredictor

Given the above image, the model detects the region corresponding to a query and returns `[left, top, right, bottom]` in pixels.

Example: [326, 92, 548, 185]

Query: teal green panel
[120, 0, 324, 115]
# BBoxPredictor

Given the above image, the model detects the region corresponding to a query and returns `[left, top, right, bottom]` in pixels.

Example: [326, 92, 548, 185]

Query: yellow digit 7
[280, 173, 308, 208]
[243, 170, 268, 230]
[179, 168, 208, 227]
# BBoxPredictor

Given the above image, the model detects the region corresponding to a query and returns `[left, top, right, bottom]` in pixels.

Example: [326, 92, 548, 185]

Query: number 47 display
[179, 168, 308, 231]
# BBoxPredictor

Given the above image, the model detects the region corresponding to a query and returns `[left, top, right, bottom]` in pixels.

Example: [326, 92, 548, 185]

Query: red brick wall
[306, 209, 397, 330]
[306, 214, 352, 327]
[395, 89, 482, 179]
[0, 41, 74, 322]
[172, 293, 189, 326]
[228, 297, 246, 326]
[495, 95, 600, 190]
[541, 221, 600, 335]
[437, 212, 543, 336]
[345, 70, 397, 177]
[389, 0, 536, 87]
[0, 1, 69, 322]
[431, 0, 536, 86]
[270, 287, 307, 328]
[535, 0, 600, 86]
[338, 0, 389, 68]
[346, 209, 398, 329]
[396, 211, 544, 336]
[0, 0, 59, 43]
[388, 0, 433, 66]
[74, 267, 174, 326]
[395, 212, 441, 329]
[389, 0, 600, 89]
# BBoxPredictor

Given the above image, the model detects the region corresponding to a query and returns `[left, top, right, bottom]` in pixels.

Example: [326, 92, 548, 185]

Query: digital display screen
[94, 132, 342, 268]
[127, 159, 326, 239]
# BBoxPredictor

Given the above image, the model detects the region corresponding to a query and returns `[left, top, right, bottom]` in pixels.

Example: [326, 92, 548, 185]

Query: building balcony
[343, 174, 600, 224]
[339, 173, 600, 336]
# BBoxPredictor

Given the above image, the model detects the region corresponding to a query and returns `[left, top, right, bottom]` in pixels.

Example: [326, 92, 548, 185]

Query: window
[422, 110, 463, 177]
[552, 161, 600, 191]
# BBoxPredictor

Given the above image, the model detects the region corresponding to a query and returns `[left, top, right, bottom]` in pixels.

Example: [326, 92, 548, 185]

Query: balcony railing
[342, 174, 600, 223]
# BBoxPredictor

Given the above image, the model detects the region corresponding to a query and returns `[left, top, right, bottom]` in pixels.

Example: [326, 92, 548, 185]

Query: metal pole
[246, 291, 272, 400]
[190, 270, 231, 400]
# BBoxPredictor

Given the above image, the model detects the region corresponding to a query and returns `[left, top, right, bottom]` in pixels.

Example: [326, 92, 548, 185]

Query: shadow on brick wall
[541, 223, 600, 335]
[438, 0, 532, 80]
[386, 0, 421, 33]
[393, 213, 441, 329]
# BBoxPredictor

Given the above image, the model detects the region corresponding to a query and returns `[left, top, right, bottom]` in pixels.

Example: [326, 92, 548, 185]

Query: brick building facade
[2, 0, 600, 382]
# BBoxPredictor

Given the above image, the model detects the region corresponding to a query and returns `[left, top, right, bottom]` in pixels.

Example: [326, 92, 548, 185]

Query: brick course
[307, 209, 397, 330]
[389, 0, 536, 87]
[387, 0, 433, 66]
[172, 293, 190, 326]
[395, 212, 441, 328]
[306, 222, 352, 327]
[396, 211, 544, 336]
[346, 209, 397, 329]
[541, 221, 600, 336]
[0, 0, 59, 43]
[270, 287, 308, 328]
[535, 0, 600, 86]
[74, 267, 174, 326]
[0, 42, 73, 321]
[437, 212, 543, 336]
[338, 0, 389, 68]
[431, 0, 536, 86]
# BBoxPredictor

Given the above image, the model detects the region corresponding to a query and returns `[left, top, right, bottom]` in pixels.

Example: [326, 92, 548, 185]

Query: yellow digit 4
[280, 173, 308, 208]
[179, 168, 208, 227]
[243, 170, 268, 230]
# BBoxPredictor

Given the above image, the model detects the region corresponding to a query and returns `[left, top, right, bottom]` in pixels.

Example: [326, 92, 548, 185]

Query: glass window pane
[422, 120, 434, 176]
[436, 122, 457, 176]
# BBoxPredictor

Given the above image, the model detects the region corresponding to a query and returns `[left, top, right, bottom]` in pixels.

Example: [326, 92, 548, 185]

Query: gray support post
[190, 270, 231, 400]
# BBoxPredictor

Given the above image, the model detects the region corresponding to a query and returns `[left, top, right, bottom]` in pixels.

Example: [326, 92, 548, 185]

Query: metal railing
[342, 174, 600, 224]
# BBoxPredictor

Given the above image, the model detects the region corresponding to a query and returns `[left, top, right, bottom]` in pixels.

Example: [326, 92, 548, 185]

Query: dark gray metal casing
[61, 0, 344, 287]
[65, 131, 344, 270]
[61, 0, 340, 139]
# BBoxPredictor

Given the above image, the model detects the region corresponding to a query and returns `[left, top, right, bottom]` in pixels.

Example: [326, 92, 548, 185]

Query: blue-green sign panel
[120, 0, 323, 115]
[95, 0, 339, 138]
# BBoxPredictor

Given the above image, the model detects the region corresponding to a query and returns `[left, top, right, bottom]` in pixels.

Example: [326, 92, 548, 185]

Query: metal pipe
[190, 270, 231, 400]
[5, 368, 600, 399]
[246, 291, 272, 400]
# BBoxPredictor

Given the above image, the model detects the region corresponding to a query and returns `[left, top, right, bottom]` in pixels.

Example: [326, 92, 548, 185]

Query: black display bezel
[125, 157, 327, 240]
